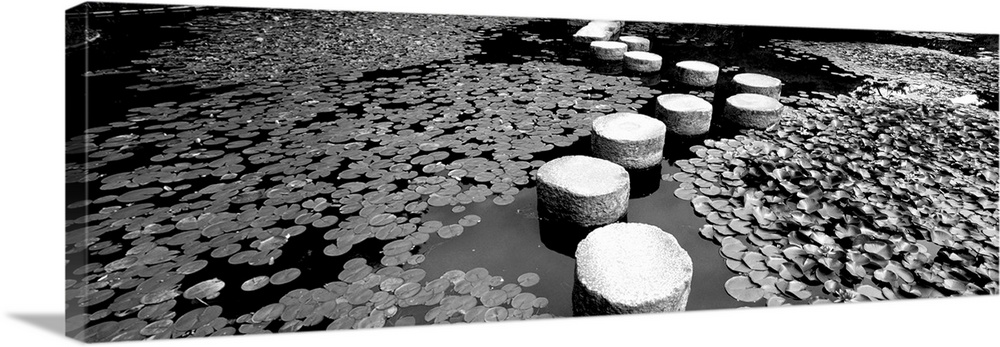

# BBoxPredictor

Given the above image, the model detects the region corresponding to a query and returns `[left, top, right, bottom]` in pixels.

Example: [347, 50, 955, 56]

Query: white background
[1, 0, 997, 346]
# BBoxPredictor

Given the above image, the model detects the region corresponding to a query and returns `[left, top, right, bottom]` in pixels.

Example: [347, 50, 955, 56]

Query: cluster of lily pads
[669, 85, 997, 305]
[114, 9, 528, 89]
[772, 39, 998, 105]
[64, 9, 674, 342]
[894, 31, 974, 43]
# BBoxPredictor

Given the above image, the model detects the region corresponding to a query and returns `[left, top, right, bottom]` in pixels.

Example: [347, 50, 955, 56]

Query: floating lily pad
[270, 268, 301, 285]
[720, 237, 748, 260]
[517, 272, 540, 287]
[724, 276, 764, 302]
[437, 224, 464, 239]
[241, 276, 270, 291]
[458, 214, 482, 227]
[674, 187, 698, 200]
[484, 307, 508, 322]
[183, 278, 225, 301]
[251, 303, 285, 323]
[493, 195, 515, 206]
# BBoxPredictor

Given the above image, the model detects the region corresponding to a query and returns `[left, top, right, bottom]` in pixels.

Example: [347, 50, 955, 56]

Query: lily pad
[517, 272, 540, 287]
[484, 307, 508, 322]
[241, 276, 270, 291]
[724, 276, 764, 302]
[270, 268, 301, 285]
[183, 278, 225, 301]
[437, 224, 464, 239]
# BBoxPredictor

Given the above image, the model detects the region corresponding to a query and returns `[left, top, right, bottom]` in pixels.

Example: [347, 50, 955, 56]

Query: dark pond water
[64, 9, 995, 340]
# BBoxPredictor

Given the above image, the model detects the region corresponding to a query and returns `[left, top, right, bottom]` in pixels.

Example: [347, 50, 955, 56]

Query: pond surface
[65, 7, 998, 342]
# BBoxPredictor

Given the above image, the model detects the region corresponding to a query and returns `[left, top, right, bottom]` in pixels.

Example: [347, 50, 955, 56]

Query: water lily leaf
[751, 206, 776, 224]
[241, 276, 270, 291]
[707, 212, 728, 225]
[727, 258, 751, 273]
[270, 268, 301, 285]
[742, 252, 768, 271]
[183, 278, 225, 300]
[517, 273, 540, 287]
[369, 213, 396, 227]
[674, 187, 698, 200]
[699, 224, 718, 243]
[728, 219, 752, 235]
[885, 262, 915, 283]
[458, 214, 482, 227]
[437, 224, 464, 239]
[856, 285, 885, 300]
[766, 296, 786, 307]
[817, 203, 844, 219]
[511, 293, 536, 310]
[694, 201, 714, 216]
[797, 198, 820, 214]
[481, 290, 509, 307]
[493, 195, 515, 206]
[733, 207, 754, 221]
[484, 307, 508, 322]
[382, 239, 413, 256]
[724, 276, 764, 302]
[720, 237, 747, 260]
[251, 303, 285, 323]
[862, 241, 891, 260]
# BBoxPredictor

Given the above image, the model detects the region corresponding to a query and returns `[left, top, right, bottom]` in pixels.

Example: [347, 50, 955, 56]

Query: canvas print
[64, 1, 999, 342]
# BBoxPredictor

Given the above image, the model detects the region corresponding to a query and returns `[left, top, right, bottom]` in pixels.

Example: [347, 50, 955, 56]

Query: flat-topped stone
[573, 223, 693, 315]
[655, 94, 713, 136]
[537, 156, 629, 227]
[675, 60, 720, 87]
[732, 73, 783, 98]
[590, 41, 629, 60]
[624, 51, 662, 73]
[618, 36, 650, 51]
[591, 113, 666, 169]
[722, 93, 784, 129]
[573, 21, 624, 44]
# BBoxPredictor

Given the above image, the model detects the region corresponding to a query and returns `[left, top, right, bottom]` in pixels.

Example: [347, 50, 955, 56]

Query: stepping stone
[572, 223, 693, 316]
[590, 41, 628, 60]
[655, 94, 713, 136]
[624, 51, 662, 73]
[618, 36, 650, 51]
[722, 93, 784, 129]
[675, 60, 720, 87]
[573, 21, 624, 44]
[536, 156, 629, 228]
[732, 73, 783, 98]
[591, 112, 665, 170]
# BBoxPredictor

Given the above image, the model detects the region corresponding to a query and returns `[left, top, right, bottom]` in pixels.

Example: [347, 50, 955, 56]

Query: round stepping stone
[591, 113, 665, 170]
[675, 61, 720, 87]
[722, 93, 784, 129]
[536, 156, 629, 228]
[624, 51, 662, 73]
[732, 73, 783, 98]
[573, 21, 623, 44]
[590, 41, 628, 60]
[655, 94, 713, 136]
[572, 223, 693, 316]
[618, 36, 650, 51]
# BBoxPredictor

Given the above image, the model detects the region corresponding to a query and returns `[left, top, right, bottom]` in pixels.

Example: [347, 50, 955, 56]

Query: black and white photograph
[2, 0, 998, 346]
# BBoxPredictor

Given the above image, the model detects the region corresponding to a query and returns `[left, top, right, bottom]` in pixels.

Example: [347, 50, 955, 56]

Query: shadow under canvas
[9, 313, 64, 336]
